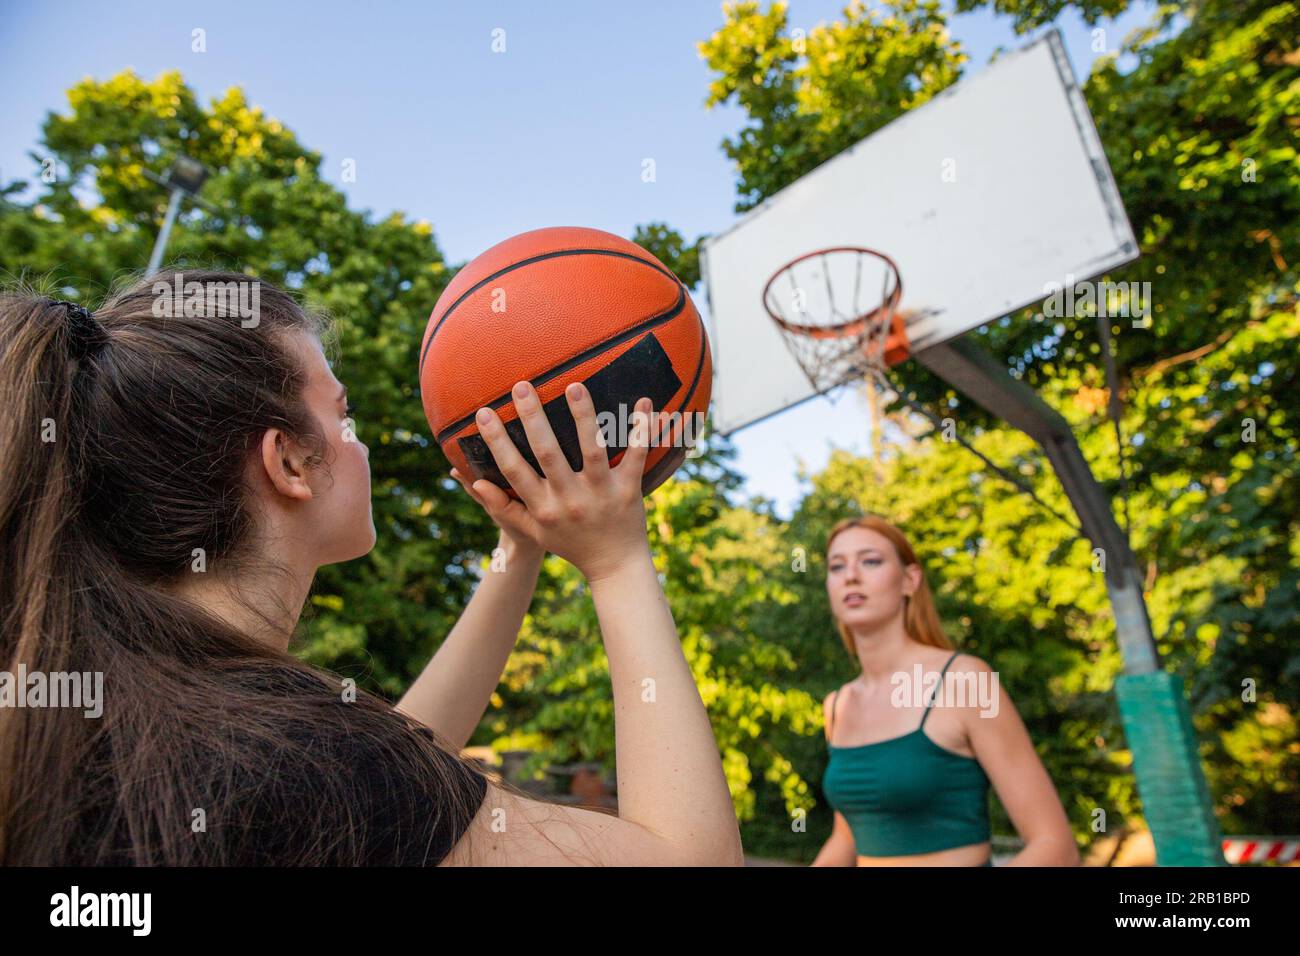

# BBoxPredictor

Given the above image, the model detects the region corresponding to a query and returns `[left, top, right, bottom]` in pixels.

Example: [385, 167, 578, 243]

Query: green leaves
[953, 0, 1137, 34]
[1, 68, 501, 698]
[698, 0, 966, 213]
[6, 0, 1294, 858]
[689, 0, 1299, 853]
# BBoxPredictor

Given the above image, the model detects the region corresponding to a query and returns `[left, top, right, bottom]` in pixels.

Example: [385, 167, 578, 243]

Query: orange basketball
[419, 226, 712, 498]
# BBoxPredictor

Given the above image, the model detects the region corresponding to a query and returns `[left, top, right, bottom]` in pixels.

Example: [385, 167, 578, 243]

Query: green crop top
[822, 651, 991, 857]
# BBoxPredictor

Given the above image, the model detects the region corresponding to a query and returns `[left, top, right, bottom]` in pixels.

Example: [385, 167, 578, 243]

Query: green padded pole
[1114, 671, 1225, 866]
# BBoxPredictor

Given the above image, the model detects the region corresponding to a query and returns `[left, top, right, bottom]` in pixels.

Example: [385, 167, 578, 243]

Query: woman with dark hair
[0, 270, 742, 866]
[811, 515, 1078, 867]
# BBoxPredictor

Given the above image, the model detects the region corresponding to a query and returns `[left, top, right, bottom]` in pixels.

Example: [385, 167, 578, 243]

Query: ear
[905, 563, 923, 597]
[258, 428, 315, 502]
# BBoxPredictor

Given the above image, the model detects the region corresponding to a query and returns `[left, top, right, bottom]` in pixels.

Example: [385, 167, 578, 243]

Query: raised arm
[440, 380, 742, 866]
[396, 526, 543, 750]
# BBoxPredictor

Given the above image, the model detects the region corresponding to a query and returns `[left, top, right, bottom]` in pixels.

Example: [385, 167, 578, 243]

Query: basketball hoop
[762, 247, 908, 394]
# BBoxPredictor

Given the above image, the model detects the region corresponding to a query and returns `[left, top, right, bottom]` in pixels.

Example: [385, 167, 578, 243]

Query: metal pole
[147, 187, 183, 275]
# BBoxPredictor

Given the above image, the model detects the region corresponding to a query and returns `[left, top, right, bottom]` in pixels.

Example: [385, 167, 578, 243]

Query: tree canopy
[3, 0, 1295, 860]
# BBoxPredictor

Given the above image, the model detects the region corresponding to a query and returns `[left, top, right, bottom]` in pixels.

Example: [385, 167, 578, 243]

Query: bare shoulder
[822, 683, 850, 711]
[440, 781, 738, 867]
[821, 689, 836, 740]
[947, 651, 995, 676]
[823, 682, 855, 711]
[930, 651, 1005, 748]
[940, 652, 1029, 741]
[440, 781, 615, 866]
[939, 651, 1000, 707]
[821, 682, 854, 734]
[945, 653, 1012, 707]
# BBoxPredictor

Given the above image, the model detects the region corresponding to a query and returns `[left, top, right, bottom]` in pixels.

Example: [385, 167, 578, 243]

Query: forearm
[588, 551, 743, 865]
[1003, 835, 1081, 866]
[396, 535, 543, 750]
[811, 837, 856, 866]
[810, 851, 855, 867]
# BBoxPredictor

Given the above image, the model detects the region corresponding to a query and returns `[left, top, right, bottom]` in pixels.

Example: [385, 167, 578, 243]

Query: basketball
[418, 226, 712, 498]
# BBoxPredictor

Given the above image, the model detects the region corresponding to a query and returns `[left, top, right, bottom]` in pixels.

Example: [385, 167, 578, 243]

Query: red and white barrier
[1222, 838, 1300, 864]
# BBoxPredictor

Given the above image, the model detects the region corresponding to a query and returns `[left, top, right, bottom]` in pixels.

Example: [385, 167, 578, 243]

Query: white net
[762, 248, 903, 394]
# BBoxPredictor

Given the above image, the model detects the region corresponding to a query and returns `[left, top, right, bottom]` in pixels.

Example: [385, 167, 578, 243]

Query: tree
[0, 69, 503, 698]
[696, 0, 1298, 851]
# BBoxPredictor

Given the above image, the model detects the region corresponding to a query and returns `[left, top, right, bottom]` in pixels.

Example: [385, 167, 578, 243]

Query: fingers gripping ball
[418, 226, 712, 498]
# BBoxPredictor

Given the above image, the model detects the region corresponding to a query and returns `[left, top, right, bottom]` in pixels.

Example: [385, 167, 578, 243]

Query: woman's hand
[449, 468, 544, 562]
[458, 380, 653, 584]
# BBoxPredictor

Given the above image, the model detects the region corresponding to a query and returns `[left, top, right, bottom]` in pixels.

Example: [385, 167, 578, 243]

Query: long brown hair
[0, 269, 486, 864]
[825, 515, 953, 660]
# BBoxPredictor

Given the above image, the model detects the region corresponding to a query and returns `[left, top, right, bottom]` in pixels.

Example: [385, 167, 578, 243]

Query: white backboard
[700, 30, 1138, 436]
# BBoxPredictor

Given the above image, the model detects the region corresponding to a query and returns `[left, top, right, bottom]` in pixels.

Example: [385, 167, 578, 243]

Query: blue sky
[1, 0, 1156, 515]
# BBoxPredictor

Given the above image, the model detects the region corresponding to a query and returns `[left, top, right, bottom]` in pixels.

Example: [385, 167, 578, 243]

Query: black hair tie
[52, 299, 109, 359]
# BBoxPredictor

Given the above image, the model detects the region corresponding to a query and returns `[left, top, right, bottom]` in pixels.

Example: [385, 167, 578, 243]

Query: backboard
[700, 29, 1138, 436]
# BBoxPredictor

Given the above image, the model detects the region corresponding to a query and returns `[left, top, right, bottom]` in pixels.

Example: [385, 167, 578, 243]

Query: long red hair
[825, 515, 953, 660]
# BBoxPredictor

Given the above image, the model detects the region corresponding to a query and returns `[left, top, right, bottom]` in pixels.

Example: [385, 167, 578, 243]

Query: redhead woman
[811, 516, 1078, 867]
[0, 271, 742, 866]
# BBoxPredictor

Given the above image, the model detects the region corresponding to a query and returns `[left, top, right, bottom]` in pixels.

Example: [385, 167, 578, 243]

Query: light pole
[144, 155, 210, 274]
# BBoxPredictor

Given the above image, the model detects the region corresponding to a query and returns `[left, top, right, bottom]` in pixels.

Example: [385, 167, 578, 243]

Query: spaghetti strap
[827, 689, 842, 744]
[822, 650, 991, 857]
[919, 652, 961, 729]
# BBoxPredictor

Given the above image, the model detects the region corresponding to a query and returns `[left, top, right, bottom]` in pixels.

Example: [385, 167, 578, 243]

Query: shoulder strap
[919, 652, 961, 729]
[826, 689, 842, 744]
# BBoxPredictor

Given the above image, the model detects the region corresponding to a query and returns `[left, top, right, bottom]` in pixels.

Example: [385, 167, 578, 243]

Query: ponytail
[0, 273, 485, 864]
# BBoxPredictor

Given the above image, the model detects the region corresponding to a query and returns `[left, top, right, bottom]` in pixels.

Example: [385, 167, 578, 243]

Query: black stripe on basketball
[457, 331, 683, 489]
[639, 312, 711, 493]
